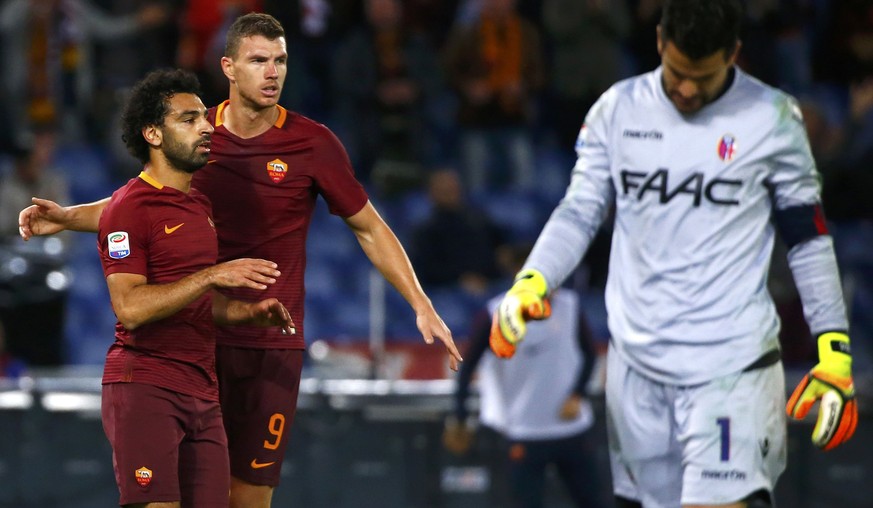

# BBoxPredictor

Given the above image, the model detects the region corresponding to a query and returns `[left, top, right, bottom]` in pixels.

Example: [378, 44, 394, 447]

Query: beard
[162, 136, 209, 174]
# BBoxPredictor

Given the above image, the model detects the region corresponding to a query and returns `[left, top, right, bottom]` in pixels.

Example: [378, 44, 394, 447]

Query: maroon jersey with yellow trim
[193, 101, 368, 349]
[98, 172, 219, 401]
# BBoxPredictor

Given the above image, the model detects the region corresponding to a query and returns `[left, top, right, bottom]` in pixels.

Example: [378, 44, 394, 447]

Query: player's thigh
[102, 383, 185, 505]
[217, 346, 303, 486]
[605, 348, 683, 507]
[178, 398, 230, 507]
[678, 362, 787, 506]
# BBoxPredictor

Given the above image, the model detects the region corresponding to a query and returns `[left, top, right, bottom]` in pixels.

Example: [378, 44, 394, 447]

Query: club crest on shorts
[107, 231, 130, 259]
[135, 466, 153, 487]
[266, 158, 288, 183]
[717, 134, 737, 162]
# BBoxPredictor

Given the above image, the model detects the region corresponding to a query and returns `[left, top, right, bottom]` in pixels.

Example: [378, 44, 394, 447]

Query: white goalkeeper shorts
[606, 344, 787, 507]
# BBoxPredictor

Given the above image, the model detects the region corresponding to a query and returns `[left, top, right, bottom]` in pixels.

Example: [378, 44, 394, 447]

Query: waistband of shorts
[742, 348, 781, 372]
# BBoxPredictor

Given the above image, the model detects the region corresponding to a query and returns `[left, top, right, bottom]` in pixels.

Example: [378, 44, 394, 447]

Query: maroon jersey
[98, 172, 220, 401]
[193, 101, 369, 349]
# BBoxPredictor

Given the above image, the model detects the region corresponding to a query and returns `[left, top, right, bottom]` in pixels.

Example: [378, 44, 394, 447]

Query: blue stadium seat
[472, 189, 547, 243]
[53, 144, 116, 204]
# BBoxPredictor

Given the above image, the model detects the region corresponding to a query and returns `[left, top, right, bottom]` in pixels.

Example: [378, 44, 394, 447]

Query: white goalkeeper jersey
[527, 67, 830, 385]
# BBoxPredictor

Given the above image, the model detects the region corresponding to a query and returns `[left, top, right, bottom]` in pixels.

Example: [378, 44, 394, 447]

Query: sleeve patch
[107, 231, 131, 259]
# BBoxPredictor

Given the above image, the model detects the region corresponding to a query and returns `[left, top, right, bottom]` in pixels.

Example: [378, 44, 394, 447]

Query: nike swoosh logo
[250, 459, 276, 469]
[164, 223, 184, 234]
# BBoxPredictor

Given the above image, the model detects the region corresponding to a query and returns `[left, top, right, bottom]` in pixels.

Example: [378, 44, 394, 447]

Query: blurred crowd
[0, 0, 871, 376]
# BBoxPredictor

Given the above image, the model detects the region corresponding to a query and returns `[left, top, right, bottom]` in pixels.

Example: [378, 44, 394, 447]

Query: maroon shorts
[101, 383, 230, 506]
[216, 346, 303, 487]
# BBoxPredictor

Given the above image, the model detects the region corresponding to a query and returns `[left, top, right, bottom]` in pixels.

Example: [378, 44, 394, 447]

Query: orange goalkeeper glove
[786, 332, 858, 451]
[489, 269, 551, 359]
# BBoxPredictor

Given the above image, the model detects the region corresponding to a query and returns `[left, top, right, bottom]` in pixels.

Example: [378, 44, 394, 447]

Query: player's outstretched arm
[344, 201, 463, 371]
[19, 196, 109, 240]
[213, 294, 296, 335]
[107, 258, 280, 330]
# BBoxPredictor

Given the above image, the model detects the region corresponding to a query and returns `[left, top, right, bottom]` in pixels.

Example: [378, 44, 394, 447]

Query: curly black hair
[224, 12, 285, 59]
[659, 0, 743, 61]
[121, 69, 203, 164]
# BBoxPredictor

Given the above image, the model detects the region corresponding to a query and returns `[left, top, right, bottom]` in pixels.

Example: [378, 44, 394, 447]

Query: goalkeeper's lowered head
[489, 268, 551, 358]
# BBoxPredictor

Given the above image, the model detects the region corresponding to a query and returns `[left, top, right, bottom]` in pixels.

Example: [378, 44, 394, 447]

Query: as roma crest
[267, 159, 288, 183]
[135, 466, 153, 487]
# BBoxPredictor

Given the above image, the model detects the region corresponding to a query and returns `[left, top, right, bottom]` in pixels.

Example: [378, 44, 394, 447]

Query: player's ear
[221, 56, 235, 83]
[656, 25, 664, 55]
[726, 40, 742, 65]
[142, 125, 161, 148]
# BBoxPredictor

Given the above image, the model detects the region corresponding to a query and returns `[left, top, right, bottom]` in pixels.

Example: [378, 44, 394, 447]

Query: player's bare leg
[230, 476, 274, 508]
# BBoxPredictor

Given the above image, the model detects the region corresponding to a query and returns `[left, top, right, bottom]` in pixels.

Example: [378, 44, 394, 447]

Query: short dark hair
[224, 12, 285, 59]
[121, 69, 202, 163]
[659, 0, 743, 61]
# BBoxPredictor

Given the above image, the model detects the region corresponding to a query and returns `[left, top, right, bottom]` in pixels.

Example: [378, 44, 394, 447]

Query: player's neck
[143, 161, 193, 193]
[222, 96, 279, 139]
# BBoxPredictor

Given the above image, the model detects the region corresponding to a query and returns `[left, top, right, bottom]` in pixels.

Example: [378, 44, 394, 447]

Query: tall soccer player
[489, 1, 857, 507]
[98, 68, 294, 507]
[19, 12, 462, 508]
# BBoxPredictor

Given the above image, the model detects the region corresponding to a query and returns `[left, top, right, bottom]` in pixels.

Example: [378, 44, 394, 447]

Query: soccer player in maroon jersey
[98, 68, 294, 507]
[19, 13, 462, 508]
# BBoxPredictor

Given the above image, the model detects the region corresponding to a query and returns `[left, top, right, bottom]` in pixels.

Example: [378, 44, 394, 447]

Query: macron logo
[623, 129, 663, 140]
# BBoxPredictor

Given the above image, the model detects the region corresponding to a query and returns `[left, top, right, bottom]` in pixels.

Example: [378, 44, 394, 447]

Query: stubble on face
[229, 35, 288, 111]
[659, 40, 736, 115]
[162, 133, 210, 173]
[159, 94, 212, 173]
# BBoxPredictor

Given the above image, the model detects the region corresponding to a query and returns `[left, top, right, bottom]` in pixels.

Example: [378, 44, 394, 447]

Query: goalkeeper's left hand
[489, 269, 551, 359]
[786, 332, 858, 451]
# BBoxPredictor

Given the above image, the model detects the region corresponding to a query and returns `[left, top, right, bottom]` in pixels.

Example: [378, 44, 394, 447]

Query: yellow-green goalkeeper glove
[489, 269, 551, 359]
[786, 332, 858, 451]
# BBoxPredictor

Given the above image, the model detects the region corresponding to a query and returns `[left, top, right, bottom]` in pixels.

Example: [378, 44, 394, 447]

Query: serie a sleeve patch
[107, 231, 131, 259]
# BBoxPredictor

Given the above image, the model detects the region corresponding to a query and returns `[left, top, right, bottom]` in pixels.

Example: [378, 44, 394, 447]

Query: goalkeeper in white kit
[489, 0, 858, 507]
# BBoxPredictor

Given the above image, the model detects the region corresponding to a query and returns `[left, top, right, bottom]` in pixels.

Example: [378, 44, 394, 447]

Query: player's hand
[209, 258, 281, 290]
[18, 197, 68, 240]
[442, 416, 474, 455]
[249, 298, 296, 335]
[786, 332, 858, 451]
[559, 393, 583, 420]
[489, 269, 551, 358]
[416, 306, 463, 372]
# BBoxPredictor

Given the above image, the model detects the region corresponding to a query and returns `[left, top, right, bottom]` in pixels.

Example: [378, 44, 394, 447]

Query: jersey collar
[215, 100, 287, 129]
[138, 171, 164, 189]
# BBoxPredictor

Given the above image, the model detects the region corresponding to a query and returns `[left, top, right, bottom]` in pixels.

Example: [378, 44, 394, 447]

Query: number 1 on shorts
[716, 417, 730, 461]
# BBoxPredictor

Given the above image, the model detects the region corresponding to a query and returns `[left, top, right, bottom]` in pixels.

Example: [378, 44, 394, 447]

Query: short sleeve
[310, 125, 369, 218]
[98, 195, 151, 277]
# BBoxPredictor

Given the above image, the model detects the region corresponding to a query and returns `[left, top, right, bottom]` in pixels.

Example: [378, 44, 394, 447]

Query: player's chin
[668, 94, 702, 113]
[672, 99, 704, 115]
[183, 154, 211, 173]
[258, 91, 281, 106]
